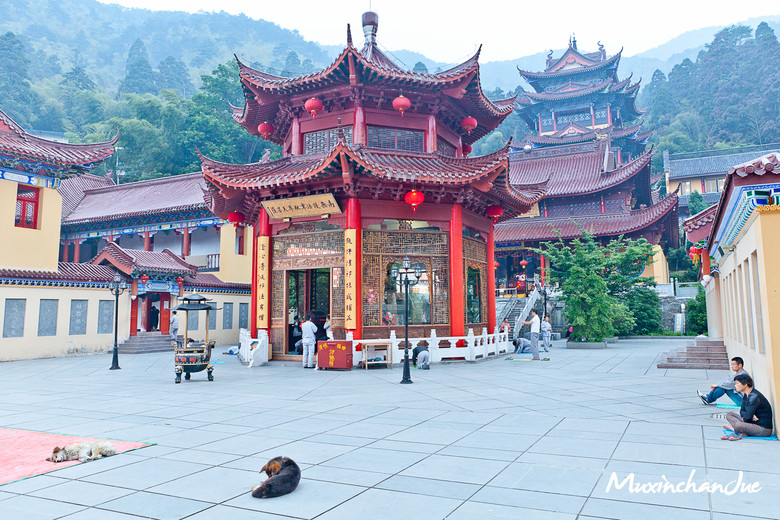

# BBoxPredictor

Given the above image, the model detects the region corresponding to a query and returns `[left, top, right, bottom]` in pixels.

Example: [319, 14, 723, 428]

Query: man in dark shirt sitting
[723, 374, 774, 440]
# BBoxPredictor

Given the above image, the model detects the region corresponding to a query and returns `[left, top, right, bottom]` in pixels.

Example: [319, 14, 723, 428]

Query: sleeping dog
[251, 456, 301, 498]
[46, 440, 116, 463]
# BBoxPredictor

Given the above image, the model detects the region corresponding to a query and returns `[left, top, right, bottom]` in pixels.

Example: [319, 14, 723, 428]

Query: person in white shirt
[300, 313, 318, 369]
[520, 309, 542, 360]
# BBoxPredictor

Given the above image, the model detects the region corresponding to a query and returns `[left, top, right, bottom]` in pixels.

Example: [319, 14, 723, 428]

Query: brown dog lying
[251, 456, 301, 498]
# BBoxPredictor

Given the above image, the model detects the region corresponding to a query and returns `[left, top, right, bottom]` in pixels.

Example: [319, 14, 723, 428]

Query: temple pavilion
[494, 39, 678, 285]
[200, 12, 546, 359]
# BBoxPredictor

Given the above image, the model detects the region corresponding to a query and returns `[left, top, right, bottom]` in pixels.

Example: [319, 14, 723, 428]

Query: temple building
[0, 108, 250, 360]
[494, 40, 677, 285]
[200, 12, 546, 360]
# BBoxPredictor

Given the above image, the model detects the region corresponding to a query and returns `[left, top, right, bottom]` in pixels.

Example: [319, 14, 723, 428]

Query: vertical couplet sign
[344, 229, 358, 329]
[256, 236, 270, 329]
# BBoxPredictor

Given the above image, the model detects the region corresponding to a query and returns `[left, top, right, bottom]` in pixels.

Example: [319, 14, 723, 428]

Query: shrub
[686, 288, 708, 335]
[626, 286, 662, 335]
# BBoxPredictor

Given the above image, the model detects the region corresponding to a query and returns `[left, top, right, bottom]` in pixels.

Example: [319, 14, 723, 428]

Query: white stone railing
[350, 327, 511, 366]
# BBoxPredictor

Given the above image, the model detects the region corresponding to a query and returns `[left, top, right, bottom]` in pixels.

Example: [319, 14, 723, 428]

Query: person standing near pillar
[301, 313, 318, 369]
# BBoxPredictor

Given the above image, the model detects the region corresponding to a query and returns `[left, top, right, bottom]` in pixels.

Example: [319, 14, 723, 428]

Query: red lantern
[175, 277, 184, 284]
[392, 94, 411, 117]
[139, 274, 150, 283]
[519, 259, 528, 268]
[404, 190, 424, 214]
[494, 261, 500, 268]
[692, 246, 703, 255]
[486, 205, 504, 223]
[257, 121, 274, 139]
[304, 97, 323, 119]
[462, 143, 472, 156]
[228, 211, 246, 227]
[461, 116, 478, 135]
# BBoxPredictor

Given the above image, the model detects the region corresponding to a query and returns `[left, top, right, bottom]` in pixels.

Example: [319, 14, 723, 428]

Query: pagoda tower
[515, 39, 650, 160]
[200, 12, 546, 359]
[493, 40, 678, 287]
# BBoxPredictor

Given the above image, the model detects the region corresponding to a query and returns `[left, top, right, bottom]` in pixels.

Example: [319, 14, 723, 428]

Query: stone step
[695, 338, 725, 347]
[667, 352, 728, 360]
[657, 362, 730, 370]
[686, 346, 727, 354]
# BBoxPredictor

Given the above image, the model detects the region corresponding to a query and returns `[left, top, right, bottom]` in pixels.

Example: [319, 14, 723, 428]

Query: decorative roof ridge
[518, 49, 622, 80]
[0, 109, 29, 138]
[683, 201, 718, 233]
[729, 152, 780, 177]
[524, 77, 613, 100]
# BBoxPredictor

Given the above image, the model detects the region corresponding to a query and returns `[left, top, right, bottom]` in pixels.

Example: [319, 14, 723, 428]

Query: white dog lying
[46, 440, 116, 463]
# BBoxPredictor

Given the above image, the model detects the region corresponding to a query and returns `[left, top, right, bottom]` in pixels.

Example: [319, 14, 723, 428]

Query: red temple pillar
[142, 296, 151, 332]
[62, 241, 69, 262]
[702, 249, 711, 276]
[540, 255, 546, 285]
[456, 137, 463, 158]
[254, 209, 272, 339]
[425, 115, 437, 153]
[590, 105, 595, 128]
[181, 226, 190, 258]
[607, 104, 612, 125]
[159, 292, 170, 335]
[143, 230, 152, 251]
[250, 227, 259, 339]
[129, 279, 138, 337]
[487, 222, 496, 334]
[291, 117, 302, 155]
[449, 204, 465, 338]
[551, 110, 557, 132]
[538, 114, 543, 135]
[353, 107, 367, 145]
[346, 198, 362, 340]
[73, 240, 81, 263]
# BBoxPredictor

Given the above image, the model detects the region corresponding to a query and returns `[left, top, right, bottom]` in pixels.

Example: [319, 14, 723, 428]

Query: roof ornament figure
[546, 50, 554, 68]
[347, 23, 353, 46]
[598, 41, 605, 60]
[571, 34, 577, 50]
[260, 149, 271, 163]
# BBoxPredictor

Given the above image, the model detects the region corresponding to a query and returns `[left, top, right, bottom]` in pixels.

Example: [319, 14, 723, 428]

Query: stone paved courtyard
[0, 338, 778, 520]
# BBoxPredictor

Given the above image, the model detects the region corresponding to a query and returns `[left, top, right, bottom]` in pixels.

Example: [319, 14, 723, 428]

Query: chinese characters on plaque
[261, 193, 342, 219]
[256, 236, 270, 329]
[344, 229, 358, 329]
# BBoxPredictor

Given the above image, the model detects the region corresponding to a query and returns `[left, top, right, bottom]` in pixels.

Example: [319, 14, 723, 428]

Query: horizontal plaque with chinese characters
[262, 194, 341, 219]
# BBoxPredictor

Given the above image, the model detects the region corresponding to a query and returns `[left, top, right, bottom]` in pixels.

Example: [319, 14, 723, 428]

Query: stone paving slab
[0, 337, 779, 519]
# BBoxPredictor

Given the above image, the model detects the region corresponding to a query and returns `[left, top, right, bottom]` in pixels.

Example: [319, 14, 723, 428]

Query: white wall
[189, 226, 220, 256]
[117, 233, 144, 250]
[153, 230, 183, 254]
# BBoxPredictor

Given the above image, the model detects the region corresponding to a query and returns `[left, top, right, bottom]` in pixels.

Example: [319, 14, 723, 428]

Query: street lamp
[391, 255, 423, 384]
[108, 272, 128, 370]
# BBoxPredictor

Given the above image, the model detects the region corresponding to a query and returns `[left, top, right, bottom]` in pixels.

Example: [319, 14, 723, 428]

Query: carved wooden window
[437, 137, 456, 157]
[15, 185, 39, 229]
[303, 126, 353, 154]
[383, 260, 431, 326]
[367, 126, 423, 152]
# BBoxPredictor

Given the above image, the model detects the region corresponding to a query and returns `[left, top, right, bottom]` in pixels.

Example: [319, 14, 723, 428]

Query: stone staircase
[657, 338, 730, 369]
[118, 331, 178, 354]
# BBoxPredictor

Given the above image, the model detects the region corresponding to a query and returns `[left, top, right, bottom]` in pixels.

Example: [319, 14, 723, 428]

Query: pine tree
[118, 39, 158, 96]
[0, 32, 40, 127]
[157, 56, 194, 97]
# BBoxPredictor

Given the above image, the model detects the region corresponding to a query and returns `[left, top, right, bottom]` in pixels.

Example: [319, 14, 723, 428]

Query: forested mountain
[641, 23, 780, 156]
[0, 0, 778, 180]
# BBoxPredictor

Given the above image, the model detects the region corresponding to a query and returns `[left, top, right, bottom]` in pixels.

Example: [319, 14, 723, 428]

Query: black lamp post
[391, 255, 423, 384]
[108, 272, 128, 370]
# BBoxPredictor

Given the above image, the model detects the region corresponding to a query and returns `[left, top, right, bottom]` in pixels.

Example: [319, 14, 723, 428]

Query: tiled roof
[508, 143, 652, 197]
[0, 109, 116, 169]
[519, 50, 621, 81]
[525, 123, 645, 146]
[201, 140, 547, 212]
[0, 262, 117, 282]
[58, 173, 115, 218]
[730, 151, 780, 177]
[495, 191, 678, 242]
[62, 173, 207, 224]
[92, 243, 198, 276]
[184, 272, 250, 290]
[683, 203, 717, 233]
[524, 79, 613, 101]
[665, 145, 780, 180]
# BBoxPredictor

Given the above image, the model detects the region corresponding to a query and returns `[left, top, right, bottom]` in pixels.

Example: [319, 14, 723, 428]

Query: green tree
[413, 61, 428, 74]
[60, 66, 96, 91]
[0, 31, 40, 126]
[157, 56, 195, 97]
[625, 286, 662, 335]
[688, 190, 709, 215]
[118, 39, 157, 96]
[686, 288, 708, 335]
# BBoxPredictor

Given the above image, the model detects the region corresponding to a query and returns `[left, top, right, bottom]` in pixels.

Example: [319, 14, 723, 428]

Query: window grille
[15, 185, 39, 229]
[367, 126, 423, 152]
[303, 126, 353, 154]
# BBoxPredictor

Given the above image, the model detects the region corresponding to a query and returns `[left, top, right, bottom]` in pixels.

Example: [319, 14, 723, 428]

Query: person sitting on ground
[412, 344, 430, 370]
[698, 357, 748, 405]
[722, 374, 774, 440]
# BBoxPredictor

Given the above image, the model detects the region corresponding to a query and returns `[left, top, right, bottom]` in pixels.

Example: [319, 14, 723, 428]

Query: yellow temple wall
[217, 225, 253, 284]
[0, 180, 61, 271]
[0, 285, 131, 361]
[713, 209, 780, 432]
[643, 245, 669, 284]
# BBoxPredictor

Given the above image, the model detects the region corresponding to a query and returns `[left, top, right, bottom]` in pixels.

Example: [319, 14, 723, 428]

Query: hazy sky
[99, 0, 780, 62]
